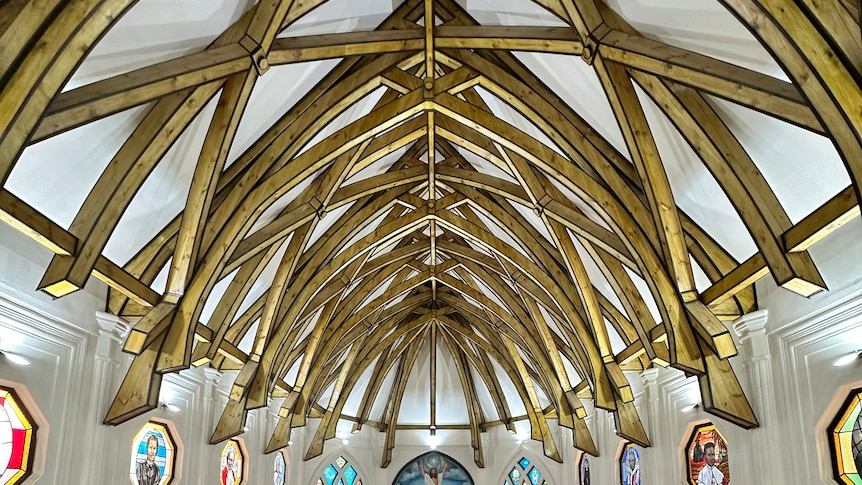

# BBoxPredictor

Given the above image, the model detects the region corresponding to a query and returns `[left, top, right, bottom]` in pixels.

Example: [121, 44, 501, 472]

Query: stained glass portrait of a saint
[579, 453, 591, 485]
[686, 423, 729, 485]
[129, 420, 176, 485]
[220, 439, 244, 485]
[274, 451, 286, 485]
[620, 443, 641, 485]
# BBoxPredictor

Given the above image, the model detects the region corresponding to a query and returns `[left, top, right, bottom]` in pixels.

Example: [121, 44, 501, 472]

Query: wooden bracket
[581, 23, 610, 66]
[239, 35, 270, 75]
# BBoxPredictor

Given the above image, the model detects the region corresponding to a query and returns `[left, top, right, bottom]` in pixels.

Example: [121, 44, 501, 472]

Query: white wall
[2, 218, 862, 484]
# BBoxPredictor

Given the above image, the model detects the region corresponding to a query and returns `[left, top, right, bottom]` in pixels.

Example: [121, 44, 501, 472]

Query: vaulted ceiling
[1, 0, 860, 467]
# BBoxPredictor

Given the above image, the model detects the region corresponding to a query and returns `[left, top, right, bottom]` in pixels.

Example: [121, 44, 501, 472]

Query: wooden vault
[1, 0, 860, 467]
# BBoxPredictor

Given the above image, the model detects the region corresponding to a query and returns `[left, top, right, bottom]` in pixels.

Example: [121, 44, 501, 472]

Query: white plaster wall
[2, 218, 862, 485]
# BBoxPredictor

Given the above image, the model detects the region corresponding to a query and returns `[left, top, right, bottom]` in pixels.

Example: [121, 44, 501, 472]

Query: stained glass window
[686, 423, 728, 485]
[274, 451, 286, 485]
[344, 466, 357, 485]
[579, 453, 592, 485]
[0, 386, 37, 485]
[510, 467, 521, 483]
[324, 465, 338, 485]
[129, 419, 177, 485]
[317, 456, 364, 485]
[830, 388, 862, 485]
[620, 442, 641, 485]
[220, 439, 244, 485]
[503, 456, 549, 485]
[528, 466, 542, 485]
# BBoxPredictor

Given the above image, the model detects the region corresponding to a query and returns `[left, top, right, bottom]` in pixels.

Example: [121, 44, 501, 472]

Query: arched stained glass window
[0, 386, 38, 485]
[316, 456, 363, 485]
[503, 456, 549, 485]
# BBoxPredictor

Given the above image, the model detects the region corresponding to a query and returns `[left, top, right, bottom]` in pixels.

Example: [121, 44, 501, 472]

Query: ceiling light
[160, 401, 180, 413]
[681, 403, 699, 413]
[833, 351, 861, 367]
[287, 441, 293, 446]
[428, 434, 438, 449]
[1, 350, 30, 366]
[243, 426, 250, 433]
[341, 439, 349, 445]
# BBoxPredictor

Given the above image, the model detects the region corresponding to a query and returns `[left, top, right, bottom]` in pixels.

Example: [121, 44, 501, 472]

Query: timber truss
[1, 0, 860, 467]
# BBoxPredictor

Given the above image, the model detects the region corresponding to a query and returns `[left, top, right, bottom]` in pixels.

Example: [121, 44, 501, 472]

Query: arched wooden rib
[239, 204, 432, 412]
[165, 70, 260, 302]
[235, 206, 435, 409]
[30, 44, 251, 143]
[443, 268, 563, 402]
[719, 0, 862, 206]
[38, 83, 222, 298]
[595, 31, 823, 133]
[107, 50, 422, 315]
[680, 214, 756, 319]
[592, 56, 696, 298]
[231, 101, 421, 381]
[0, 1, 64, 85]
[305, 319, 430, 458]
[432, 96, 705, 374]
[630, 70, 825, 296]
[162, 89, 428, 372]
[289, 264, 436, 420]
[448, 190, 605, 395]
[438, 314, 560, 461]
[502, 330, 562, 461]
[104, 332, 166, 425]
[439, 329, 486, 467]
[118, 58, 416, 288]
[591, 58, 737, 359]
[0, 0, 139, 186]
[30, 0, 315, 143]
[795, 0, 861, 78]
[102, 91, 430, 424]
[432, 211, 617, 409]
[380, 328, 426, 467]
[696, 334, 758, 428]
[225, 159, 426, 274]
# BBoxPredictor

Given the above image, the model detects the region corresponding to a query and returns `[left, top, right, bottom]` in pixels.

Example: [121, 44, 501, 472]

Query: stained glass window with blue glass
[528, 466, 541, 485]
[510, 467, 521, 483]
[504, 456, 550, 485]
[323, 464, 338, 485]
[344, 466, 357, 485]
[318, 457, 363, 485]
